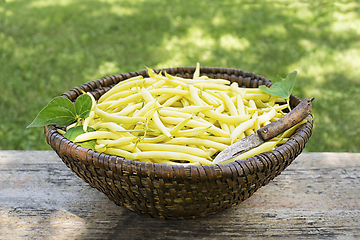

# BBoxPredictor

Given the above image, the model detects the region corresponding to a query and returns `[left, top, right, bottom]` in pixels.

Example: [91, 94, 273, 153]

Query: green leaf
[78, 140, 96, 151]
[75, 94, 92, 119]
[27, 93, 93, 129]
[27, 96, 77, 128]
[259, 71, 297, 100]
[64, 126, 96, 150]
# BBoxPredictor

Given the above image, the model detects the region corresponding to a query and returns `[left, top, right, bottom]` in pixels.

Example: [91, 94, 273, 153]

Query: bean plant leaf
[27, 96, 77, 128]
[75, 94, 92, 119]
[27, 94, 93, 128]
[259, 71, 297, 101]
[64, 126, 96, 150]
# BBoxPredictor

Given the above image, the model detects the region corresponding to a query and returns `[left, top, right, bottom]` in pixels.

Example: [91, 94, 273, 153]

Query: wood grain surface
[0, 151, 359, 239]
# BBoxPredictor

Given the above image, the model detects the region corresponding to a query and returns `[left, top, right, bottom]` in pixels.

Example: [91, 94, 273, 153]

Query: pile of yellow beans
[72, 64, 301, 165]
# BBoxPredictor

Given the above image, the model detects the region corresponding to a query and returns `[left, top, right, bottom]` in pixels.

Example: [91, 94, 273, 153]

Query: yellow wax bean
[263, 121, 272, 126]
[100, 92, 142, 110]
[158, 109, 192, 119]
[173, 127, 210, 137]
[142, 108, 157, 120]
[95, 143, 107, 153]
[149, 88, 189, 96]
[193, 83, 230, 91]
[219, 121, 230, 133]
[95, 100, 115, 110]
[230, 118, 255, 144]
[207, 148, 218, 158]
[196, 76, 209, 80]
[189, 85, 204, 106]
[244, 93, 272, 102]
[95, 106, 147, 124]
[141, 135, 168, 143]
[161, 94, 182, 107]
[133, 151, 212, 165]
[218, 91, 238, 116]
[163, 74, 189, 88]
[162, 105, 213, 114]
[254, 117, 260, 131]
[199, 135, 232, 145]
[203, 90, 223, 105]
[87, 92, 96, 109]
[237, 95, 246, 115]
[171, 101, 183, 107]
[152, 110, 171, 138]
[230, 96, 237, 105]
[273, 138, 289, 144]
[201, 110, 250, 124]
[166, 137, 228, 151]
[256, 104, 289, 114]
[146, 67, 156, 78]
[181, 98, 189, 107]
[169, 117, 192, 135]
[166, 73, 229, 85]
[74, 131, 120, 143]
[252, 111, 259, 118]
[83, 110, 95, 133]
[133, 100, 157, 117]
[275, 98, 287, 103]
[215, 103, 225, 113]
[99, 90, 133, 103]
[243, 88, 264, 94]
[197, 145, 207, 153]
[106, 106, 122, 114]
[245, 128, 254, 136]
[140, 87, 159, 105]
[258, 108, 276, 125]
[97, 137, 137, 147]
[280, 118, 309, 138]
[230, 82, 246, 98]
[154, 74, 168, 82]
[200, 91, 220, 106]
[219, 141, 278, 164]
[192, 115, 214, 125]
[193, 79, 231, 85]
[160, 116, 230, 138]
[253, 98, 268, 108]
[103, 147, 135, 160]
[136, 143, 209, 159]
[229, 124, 235, 133]
[113, 143, 137, 152]
[57, 129, 66, 135]
[98, 75, 144, 103]
[154, 94, 173, 105]
[116, 103, 143, 116]
[248, 99, 257, 109]
[146, 79, 166, 90]
[130, 86, 140, 93]
[193, 62, 200, 79]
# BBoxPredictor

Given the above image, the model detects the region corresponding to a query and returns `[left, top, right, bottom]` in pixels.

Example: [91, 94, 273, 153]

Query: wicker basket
[45, 66, 313, 220]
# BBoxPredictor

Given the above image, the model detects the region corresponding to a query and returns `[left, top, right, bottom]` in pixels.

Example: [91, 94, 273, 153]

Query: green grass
[1, 0, 360, 152]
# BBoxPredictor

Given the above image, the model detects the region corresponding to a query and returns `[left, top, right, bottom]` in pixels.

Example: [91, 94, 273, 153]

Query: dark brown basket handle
[258, 97, 314, 141]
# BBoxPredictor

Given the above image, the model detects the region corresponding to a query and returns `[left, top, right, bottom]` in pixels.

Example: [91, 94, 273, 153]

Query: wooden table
[1, 151, 359, 239]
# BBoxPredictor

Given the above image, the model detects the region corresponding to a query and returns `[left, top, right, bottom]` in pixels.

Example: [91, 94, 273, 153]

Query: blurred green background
[1, 0, 359, 152]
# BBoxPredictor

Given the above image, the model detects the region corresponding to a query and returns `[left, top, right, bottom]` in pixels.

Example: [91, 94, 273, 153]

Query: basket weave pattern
[45, 67, 313, 220]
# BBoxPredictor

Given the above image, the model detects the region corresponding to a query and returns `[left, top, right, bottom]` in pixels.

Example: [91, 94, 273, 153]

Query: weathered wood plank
[0, 151, 359, 239]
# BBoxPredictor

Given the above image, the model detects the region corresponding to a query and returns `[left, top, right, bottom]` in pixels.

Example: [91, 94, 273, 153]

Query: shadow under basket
[45, 66, 313, 220]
